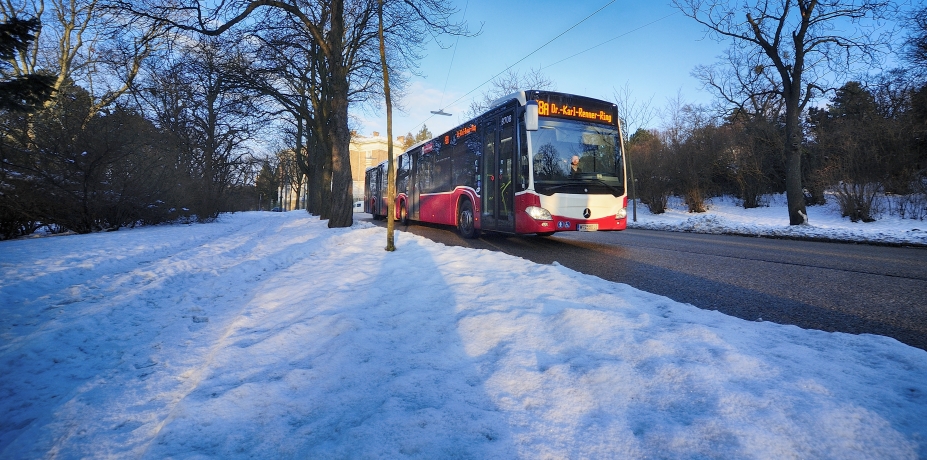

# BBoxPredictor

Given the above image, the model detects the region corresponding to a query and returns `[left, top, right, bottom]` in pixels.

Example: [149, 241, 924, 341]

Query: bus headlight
[525, 206, 553, 221]
[616, 208, 627, 219]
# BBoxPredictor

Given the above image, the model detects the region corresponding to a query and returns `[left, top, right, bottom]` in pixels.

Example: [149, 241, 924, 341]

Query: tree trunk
[379, 0, 396, 251]
[783, 58, 808, 226]
[784, 119, 807, 225]
[326, 0, 353, 228]
[327, 93, 352, 227]
[321, 150, 332, 219]
[293, 114, 306, 212]
[307, 138, 323, 215]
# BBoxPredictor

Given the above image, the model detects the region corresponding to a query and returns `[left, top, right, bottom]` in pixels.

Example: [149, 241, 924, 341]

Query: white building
[350, 131, 406, 199]
[274, 132, 406, 210]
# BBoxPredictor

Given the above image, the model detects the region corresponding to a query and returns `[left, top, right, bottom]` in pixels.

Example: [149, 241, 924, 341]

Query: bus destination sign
[536, 100, 613, 124]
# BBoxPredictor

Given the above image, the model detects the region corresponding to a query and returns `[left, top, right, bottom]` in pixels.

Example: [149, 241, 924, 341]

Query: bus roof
[489, 91, 528, 109]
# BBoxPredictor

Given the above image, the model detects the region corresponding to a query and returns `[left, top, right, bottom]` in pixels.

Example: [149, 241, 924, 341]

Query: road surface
[366, 215, 927, 351]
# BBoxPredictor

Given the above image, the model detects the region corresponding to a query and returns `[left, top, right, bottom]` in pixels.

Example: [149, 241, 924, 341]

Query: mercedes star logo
[583, 208, 591, 218]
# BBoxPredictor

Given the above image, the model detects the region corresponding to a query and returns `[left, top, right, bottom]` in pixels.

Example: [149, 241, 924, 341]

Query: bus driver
[570, 155, 581, 175]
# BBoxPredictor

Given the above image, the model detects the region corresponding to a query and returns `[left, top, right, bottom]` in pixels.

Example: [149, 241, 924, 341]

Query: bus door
[377, 162, 388, 216]
[410, 152, 421, 220]
[364, 168, 374, 214]
[481, 108, 516, 233]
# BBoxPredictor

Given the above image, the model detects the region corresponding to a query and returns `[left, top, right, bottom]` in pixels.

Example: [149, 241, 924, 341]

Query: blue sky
[355, 1, 729, 138]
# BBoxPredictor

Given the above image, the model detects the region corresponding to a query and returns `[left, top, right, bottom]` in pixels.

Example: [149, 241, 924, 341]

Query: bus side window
[420, 153, 433, 193]
[467, 138, 481, 192]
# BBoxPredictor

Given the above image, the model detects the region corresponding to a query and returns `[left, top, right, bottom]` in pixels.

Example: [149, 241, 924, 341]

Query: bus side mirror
[525, 101, 538, 131]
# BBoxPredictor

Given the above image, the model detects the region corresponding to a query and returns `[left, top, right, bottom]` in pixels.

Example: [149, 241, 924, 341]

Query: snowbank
[628, 195, 927, 246]
[1, 211, 924, 458]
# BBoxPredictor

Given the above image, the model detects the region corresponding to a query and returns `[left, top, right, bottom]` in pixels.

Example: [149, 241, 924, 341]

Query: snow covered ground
[628, 194, 927, 246]
[1, 202, 926, 458]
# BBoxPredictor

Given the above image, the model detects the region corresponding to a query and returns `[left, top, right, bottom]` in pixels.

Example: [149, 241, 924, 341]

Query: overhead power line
[540, 11, 677, 71]
[434, 0, 470, 115]
[416, 3, 673, 131]
[423, 0, 616, 124]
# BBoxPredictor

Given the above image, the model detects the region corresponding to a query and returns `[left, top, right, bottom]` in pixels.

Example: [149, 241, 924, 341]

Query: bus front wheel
[457, 201, 480, 239]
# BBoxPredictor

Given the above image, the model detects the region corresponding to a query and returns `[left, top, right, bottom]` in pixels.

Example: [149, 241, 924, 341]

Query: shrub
[833, 181, 880, 222]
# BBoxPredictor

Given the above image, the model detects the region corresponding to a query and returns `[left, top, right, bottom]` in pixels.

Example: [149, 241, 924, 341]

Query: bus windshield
[530, 119, 624, 196]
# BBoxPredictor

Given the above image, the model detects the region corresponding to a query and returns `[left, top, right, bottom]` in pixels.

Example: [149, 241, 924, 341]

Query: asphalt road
[364, 215, 927, 351]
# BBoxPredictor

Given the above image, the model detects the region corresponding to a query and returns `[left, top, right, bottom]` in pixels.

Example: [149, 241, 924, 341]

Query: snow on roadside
[1, 211, 925, 459]
[628, 194, 927, 246]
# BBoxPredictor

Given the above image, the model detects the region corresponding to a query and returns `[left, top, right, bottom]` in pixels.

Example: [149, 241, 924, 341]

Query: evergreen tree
[0, 17, 54, 112]
[401, 125, 433, 150]
[255, 161, 279, 210]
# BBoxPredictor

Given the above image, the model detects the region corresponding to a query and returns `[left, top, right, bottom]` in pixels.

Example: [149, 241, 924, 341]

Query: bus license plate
[577, 224, 599, 232]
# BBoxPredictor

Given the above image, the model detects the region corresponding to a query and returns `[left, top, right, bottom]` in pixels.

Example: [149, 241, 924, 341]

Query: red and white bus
[365, 90, 628, 238]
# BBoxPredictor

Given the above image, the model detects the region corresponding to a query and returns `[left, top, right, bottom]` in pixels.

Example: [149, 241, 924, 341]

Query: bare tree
[277, 147, 305, 210]
[245, 18, 331, 217]
[725, 110, 786, 208]
[662, 98, 723, 213]
[673, 0, 895, 225]
[626, 128, 672, 214]
[1, 0, 164, 125]
[135, 34, 265, 219]
[1, 1, 172, 236]
[467, 68, 553, 118]
[904, 5, 927, 83]
[612, 81, 657, 140]
[119, 0, 464, 228]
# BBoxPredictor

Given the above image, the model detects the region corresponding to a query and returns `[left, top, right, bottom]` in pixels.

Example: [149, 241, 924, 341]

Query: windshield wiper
[586, 178, 623, 195]
[541, 183, 575, 191]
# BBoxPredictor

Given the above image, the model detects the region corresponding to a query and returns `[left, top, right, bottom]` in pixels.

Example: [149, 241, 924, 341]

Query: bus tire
[457, 200, 479, 239]
[399, 203, 409, 225]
